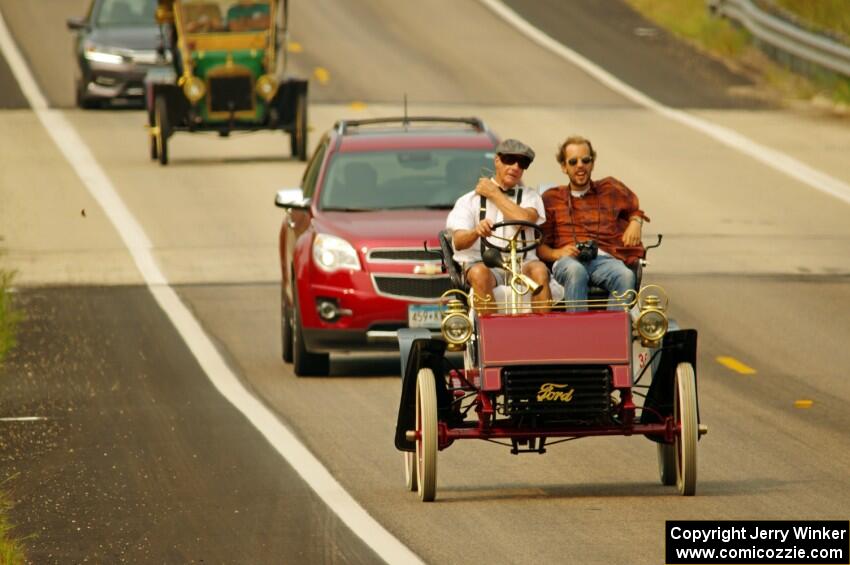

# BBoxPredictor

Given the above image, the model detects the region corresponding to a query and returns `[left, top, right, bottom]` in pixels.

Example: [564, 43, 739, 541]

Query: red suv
[275, 117, 499, 376]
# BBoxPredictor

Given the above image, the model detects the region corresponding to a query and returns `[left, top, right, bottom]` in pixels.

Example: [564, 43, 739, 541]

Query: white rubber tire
[415, 367, 438, 502]
[675, 362, 698, 495]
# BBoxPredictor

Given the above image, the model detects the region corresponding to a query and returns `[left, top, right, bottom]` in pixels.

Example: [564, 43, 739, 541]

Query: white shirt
[445, 185, 546, 265]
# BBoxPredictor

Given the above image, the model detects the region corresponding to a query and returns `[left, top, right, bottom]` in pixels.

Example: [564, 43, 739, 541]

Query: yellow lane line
[349, 101, 367, 110]
[287, 41, 302, 53]
[716, 356, 757, 375]
[313, 67, 330, 85]
[794, 400, 814, 409]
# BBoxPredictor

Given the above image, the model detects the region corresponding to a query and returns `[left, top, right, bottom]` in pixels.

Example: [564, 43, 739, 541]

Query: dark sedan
[67, 0, 168, 107]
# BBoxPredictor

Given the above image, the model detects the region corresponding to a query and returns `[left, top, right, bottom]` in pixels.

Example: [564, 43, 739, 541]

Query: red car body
[276, 117, 499, 376]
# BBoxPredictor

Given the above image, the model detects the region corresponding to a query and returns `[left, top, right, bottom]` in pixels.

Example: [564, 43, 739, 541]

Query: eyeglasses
[498, 153, 532, 170]
[567, 156, 594, 166]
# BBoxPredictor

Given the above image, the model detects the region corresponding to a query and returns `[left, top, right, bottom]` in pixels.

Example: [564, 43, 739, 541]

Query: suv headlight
[312, 234, 361, 272]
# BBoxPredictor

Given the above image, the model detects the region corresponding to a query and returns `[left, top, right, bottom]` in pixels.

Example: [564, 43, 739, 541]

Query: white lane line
[0, 417, 49, 422]
[0, 11, 421, 565]
[480, 0, 850, 206]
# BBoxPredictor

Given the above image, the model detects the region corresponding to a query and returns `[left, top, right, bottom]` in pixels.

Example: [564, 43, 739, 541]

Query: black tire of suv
[292, 289, 330, 377]
[281, 293, 293, 363]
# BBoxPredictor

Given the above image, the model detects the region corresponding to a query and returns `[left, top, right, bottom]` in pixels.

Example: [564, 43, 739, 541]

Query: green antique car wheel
[149, 128, 158, 161]
[290, 90, 308, 162]
[154, 96, 169, 166]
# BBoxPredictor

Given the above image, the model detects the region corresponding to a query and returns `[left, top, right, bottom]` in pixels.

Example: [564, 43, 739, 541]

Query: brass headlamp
[634, 286, 669, 348]
[255, 74, 278, 102]
[440, 295, 472, 351]
[179, 74, 206, 104]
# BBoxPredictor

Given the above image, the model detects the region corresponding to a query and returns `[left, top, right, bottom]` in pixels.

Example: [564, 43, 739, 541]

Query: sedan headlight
[83, 43, 124, 65]
[312, 234, 361, 272]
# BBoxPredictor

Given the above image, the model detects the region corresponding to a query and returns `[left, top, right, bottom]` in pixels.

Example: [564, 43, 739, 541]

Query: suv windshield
[320, 149, 494, 211]
[95, 0, 157, 27]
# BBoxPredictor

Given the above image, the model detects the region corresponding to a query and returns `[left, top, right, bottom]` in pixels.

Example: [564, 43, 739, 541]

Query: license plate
[408, 304, 441, 329]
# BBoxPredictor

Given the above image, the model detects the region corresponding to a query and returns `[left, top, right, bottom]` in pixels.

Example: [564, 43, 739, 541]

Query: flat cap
[495, 138, 535, 161]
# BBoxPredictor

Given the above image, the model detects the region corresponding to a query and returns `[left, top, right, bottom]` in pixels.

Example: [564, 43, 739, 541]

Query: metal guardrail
[708, 0, 850, 79]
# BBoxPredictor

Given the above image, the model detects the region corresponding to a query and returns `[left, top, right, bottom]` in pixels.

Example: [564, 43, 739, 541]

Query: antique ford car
[145, 0, 308, 164]
[395, 221, 707, 501]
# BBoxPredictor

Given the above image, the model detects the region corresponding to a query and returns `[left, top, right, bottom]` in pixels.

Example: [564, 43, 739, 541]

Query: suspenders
[479, 188, 526, 259]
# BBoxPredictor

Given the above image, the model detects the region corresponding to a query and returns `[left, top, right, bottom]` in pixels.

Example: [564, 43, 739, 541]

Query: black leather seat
[438, 229, 469, 293]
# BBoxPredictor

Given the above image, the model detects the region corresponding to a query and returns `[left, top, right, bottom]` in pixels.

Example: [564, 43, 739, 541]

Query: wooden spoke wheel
[657, 442, 676, 486]
[674, 362, 698, 495]
[415, 367, 438, 502]
[404, 451, 418, 492]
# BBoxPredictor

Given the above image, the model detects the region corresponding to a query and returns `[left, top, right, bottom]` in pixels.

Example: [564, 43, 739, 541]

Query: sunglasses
[498, 153, 532, 170]
[567, 156, 594, 166]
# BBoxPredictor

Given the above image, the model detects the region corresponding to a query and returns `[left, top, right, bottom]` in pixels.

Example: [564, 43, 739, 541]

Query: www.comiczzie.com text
[666, 520, 849, 564]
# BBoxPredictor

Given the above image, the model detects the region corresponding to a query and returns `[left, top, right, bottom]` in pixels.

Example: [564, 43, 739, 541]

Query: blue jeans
[552, 254, 635, 311]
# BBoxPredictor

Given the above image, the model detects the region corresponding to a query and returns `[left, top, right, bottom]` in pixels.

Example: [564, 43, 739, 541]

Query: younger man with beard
[537, 135, 648, 309]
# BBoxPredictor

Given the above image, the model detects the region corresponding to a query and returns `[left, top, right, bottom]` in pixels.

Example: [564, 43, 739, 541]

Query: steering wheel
[482, 220, 544, 253]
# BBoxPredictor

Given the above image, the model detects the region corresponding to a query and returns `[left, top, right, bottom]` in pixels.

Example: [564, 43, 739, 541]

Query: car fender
[639, 328, 699, 439]
[394, 335, 447, 452]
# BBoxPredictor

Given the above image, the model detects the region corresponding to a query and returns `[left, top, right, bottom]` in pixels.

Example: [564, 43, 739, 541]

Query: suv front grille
[208, 75, 253, 113]
[372, 275, 451, 300]
[368, 249, 440, 262]
[503, 365, 611, 424]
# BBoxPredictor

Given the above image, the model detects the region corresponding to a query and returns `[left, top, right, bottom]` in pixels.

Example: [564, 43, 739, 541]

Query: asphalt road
[1, 287, 378, 563]
[1, 1, 849, 563]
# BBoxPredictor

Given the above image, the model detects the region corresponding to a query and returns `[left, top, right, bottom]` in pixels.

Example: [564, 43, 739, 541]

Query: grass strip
[0, 270, 26, 563]
[772, 0, 850, 43]
[626, 0, 850, 107]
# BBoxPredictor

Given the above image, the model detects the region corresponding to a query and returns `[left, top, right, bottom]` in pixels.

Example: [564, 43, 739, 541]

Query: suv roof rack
[334, 116, 488, 136]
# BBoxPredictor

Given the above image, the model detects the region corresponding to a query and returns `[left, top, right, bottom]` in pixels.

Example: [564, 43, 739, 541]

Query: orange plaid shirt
[541, 177, 649, 266]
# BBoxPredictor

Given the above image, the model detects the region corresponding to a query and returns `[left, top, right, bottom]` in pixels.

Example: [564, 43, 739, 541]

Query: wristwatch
[630, 216, 644, 226]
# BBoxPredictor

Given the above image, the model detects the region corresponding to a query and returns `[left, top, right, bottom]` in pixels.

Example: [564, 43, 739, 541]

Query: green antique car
[145, 0, 308, 164]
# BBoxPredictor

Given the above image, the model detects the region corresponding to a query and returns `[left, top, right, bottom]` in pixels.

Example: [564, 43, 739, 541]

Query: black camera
[576, 240, 598, 262]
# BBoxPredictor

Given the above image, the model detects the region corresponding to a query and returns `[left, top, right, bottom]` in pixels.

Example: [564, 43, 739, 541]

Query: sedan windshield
[95, 0, 157, 27]
[320, 149, 494, 211]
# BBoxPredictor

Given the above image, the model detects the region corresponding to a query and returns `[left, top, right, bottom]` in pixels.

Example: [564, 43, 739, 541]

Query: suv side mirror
[275, 188, 310, 210]
[66, 17, 88, 31]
